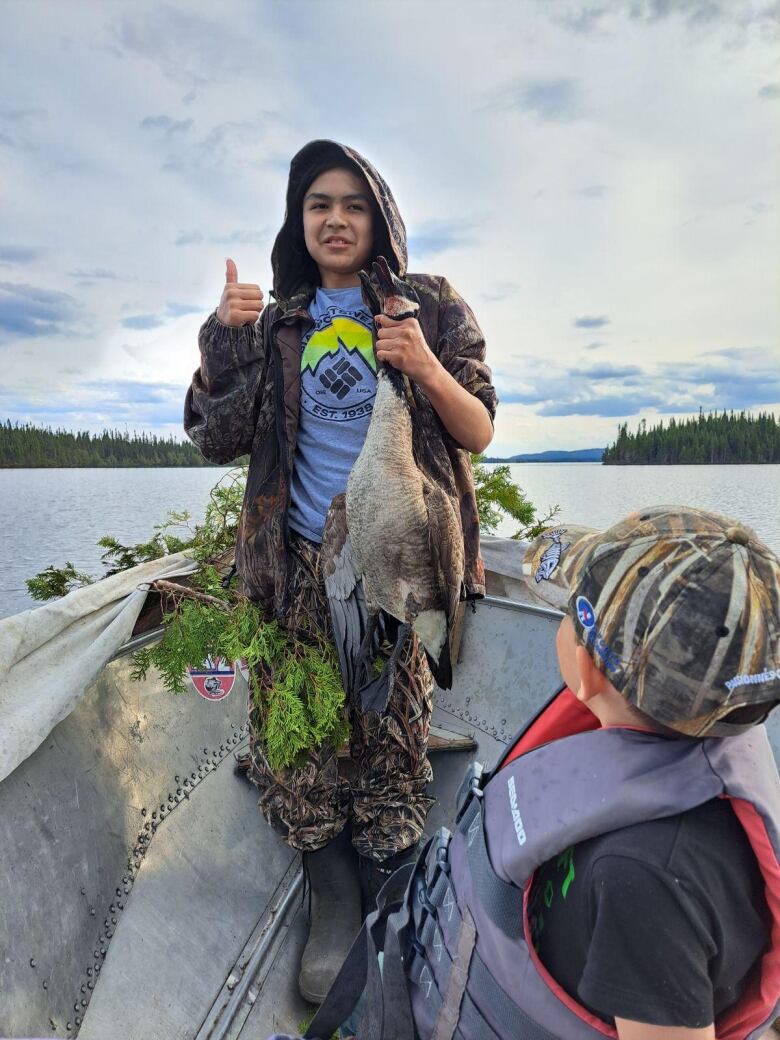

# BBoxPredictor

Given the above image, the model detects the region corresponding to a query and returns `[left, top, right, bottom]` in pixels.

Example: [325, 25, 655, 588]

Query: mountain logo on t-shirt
[301, 316, 376, 375]
[300, 316, 377, 423]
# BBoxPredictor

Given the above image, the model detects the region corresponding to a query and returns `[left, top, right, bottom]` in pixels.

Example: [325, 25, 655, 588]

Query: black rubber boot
[359, 841, 421, 917]
[298, 826, 363, 1005]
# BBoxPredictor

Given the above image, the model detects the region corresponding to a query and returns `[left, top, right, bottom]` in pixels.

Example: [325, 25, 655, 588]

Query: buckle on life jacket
[412, 873, 436, 954]
[455, 761, 485, 823]
[419, 830, 451, 914]
[417, 881, 437, 917]
[435, 827, 452, 875]
[424, 827, 452, 890]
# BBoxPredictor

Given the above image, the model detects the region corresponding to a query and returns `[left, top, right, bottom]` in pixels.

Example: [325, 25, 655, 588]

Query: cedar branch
[146, 579, 229, 608]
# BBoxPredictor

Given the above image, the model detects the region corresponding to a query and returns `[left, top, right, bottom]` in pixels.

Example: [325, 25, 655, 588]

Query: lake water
[1, 463, 778, 620]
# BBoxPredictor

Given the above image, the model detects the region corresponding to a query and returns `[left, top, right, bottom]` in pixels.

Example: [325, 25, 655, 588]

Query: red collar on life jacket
[502, 686, 600, 767]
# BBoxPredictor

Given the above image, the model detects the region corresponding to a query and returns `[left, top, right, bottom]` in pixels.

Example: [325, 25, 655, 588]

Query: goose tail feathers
[425, 636, 453, 690]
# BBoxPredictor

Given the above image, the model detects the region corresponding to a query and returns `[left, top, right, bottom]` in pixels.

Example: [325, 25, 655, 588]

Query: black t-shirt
[528, 798, 769, 1028]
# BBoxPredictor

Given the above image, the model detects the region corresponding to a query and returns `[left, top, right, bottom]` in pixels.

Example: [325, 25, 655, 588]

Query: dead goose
[322, 257, 464, 713]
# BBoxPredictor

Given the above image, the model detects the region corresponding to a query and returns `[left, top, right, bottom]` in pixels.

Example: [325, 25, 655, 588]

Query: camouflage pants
[246, 531, 434, 862]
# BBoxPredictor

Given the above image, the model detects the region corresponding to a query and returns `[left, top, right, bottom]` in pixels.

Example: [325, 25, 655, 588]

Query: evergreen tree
[0, 421, 238, 467]
[602, 410, 780, 465]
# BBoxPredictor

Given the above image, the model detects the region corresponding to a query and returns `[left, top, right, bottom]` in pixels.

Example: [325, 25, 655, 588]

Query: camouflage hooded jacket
[184, 140, 498, 617]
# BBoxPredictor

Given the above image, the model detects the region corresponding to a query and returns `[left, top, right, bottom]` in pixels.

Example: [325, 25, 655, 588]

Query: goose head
[359, 255, 421, 320]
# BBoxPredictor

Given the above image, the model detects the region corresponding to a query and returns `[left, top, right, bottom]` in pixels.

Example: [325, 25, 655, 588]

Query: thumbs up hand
[216, 258, 264, 326]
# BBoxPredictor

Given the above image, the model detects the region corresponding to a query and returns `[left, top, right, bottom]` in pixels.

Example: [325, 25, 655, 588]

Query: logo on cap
[534, 529, 571, 584]
[576, 596, 596, 630]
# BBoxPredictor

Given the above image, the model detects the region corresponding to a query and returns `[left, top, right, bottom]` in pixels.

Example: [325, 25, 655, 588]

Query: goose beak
[372, 256, 395, 295]
[358, 268, 381, 314]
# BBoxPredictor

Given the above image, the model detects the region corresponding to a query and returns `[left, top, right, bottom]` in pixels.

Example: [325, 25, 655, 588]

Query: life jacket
[307, 686, 780, 1040]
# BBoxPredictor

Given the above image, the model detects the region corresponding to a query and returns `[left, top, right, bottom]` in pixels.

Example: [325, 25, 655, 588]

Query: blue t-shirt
[288, 285, 377, 543]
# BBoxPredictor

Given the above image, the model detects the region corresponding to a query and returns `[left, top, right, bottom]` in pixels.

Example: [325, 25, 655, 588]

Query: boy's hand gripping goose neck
[322, 257, 465, 714]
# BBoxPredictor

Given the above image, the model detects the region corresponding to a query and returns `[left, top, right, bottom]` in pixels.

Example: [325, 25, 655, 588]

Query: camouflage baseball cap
[523, 507, 780, 737]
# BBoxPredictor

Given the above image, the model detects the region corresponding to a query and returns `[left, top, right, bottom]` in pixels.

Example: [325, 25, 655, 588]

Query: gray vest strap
[305, 861, 417, 1040]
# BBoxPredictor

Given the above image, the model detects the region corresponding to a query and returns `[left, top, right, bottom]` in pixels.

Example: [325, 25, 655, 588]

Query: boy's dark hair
[275, 146, 396, 301]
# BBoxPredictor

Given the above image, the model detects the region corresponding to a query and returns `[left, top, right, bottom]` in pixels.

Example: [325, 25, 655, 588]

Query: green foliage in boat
[26, 561, 96, 601]
[472, 454, 558, 539]
[131, 588, 349, 772]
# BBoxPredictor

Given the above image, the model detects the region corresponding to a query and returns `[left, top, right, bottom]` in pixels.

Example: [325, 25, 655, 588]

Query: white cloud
[0, 0, 777, 456]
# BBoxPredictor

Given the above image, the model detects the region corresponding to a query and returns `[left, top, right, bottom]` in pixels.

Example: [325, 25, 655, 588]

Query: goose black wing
[423, 484, 465, 689]
[321, 493, 380, 701]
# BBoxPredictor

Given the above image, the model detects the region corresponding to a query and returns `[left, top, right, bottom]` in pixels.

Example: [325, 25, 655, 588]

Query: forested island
[484, 449, 603, 463]
[0, 421, 215, 468]
[603, 411, 780, 465]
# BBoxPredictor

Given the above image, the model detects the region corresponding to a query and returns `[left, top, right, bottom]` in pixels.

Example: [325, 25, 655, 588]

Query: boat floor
[77, 596, 559, 1039]
[4, 591, 778, 1039]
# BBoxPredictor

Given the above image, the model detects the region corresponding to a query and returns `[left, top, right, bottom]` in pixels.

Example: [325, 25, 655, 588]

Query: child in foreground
[284, 505, 780, 1040]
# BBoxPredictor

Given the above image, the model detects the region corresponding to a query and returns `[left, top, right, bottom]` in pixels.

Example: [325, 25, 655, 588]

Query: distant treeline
[603, 410, 780, 465]
[0, 421, 215, 467]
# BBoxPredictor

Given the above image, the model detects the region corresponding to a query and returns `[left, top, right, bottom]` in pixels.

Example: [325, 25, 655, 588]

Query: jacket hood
[270, 139, 407, 306]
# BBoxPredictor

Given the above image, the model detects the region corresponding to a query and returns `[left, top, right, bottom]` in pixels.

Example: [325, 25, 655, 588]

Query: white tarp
[480, 534, 567, 610]
[0, 552, 199, 784]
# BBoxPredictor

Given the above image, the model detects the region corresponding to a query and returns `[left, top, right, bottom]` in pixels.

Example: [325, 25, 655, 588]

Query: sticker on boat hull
[188, 656, 236, 701]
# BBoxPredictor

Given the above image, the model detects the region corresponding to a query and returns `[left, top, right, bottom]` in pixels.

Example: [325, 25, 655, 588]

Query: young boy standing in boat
[300, 506, 780, 1040]
[184, 139, 496, 1002]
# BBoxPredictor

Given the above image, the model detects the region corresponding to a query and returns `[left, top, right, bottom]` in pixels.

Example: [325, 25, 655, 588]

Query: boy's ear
[575, 645, 603, 704]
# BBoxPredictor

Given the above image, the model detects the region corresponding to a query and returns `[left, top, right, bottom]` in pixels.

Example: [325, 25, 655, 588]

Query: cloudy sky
[1, 0, 778, 456]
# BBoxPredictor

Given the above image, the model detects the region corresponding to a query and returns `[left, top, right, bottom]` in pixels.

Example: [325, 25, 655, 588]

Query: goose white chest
[346, 373, 431, 620]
